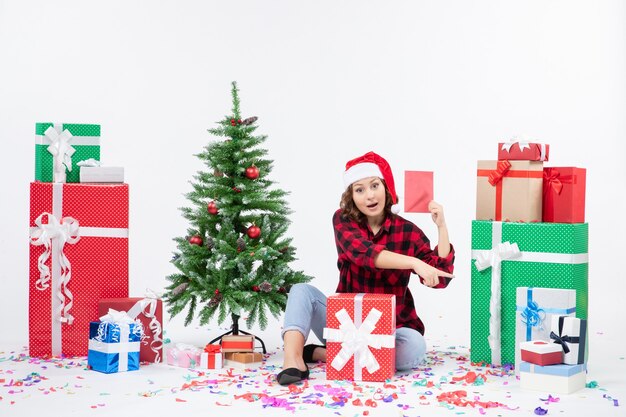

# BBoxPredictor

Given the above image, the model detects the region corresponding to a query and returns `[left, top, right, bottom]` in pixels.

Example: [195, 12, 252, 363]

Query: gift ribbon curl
[125, 289, 164, 362]
[29, 212, 80, 325]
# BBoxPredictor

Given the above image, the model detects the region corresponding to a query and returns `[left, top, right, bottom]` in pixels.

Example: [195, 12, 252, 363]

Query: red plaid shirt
[333, 209, 455, 335]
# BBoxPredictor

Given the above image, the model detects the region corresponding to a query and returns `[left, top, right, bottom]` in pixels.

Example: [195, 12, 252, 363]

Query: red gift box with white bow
[29, 182, 129, 357]
[323, 293, 396, 382]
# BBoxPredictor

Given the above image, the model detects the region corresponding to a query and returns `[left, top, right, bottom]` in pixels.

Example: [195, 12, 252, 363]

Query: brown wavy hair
[339, 179, 397, 223]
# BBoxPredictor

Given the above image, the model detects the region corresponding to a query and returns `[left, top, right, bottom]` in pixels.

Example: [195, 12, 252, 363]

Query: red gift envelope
[404, 171, 433, 213]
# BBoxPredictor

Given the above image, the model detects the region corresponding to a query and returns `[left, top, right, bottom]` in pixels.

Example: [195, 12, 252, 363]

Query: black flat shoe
[276, 365, 309, 386]
[303, 344, 325, 364]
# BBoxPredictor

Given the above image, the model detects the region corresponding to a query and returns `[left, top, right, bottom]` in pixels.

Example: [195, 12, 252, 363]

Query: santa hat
[343, 151, 400, 214]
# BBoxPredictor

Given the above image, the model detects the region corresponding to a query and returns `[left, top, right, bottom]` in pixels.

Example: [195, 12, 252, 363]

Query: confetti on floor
[0, 344, 624, 417]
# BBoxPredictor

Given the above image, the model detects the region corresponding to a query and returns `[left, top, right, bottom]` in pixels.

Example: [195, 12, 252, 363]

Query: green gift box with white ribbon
[470, 220, 588, 366]
[35, 123, 101, 183]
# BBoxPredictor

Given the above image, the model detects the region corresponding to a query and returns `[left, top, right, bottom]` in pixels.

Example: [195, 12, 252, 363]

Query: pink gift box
[167, 344, 201, 368]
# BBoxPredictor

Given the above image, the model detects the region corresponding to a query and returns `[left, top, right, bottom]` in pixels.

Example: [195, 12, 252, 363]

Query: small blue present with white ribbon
[88, 309, 143, 374]
[515, 287, 576, 372]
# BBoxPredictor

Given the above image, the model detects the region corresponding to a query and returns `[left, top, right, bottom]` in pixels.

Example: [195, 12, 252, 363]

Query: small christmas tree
[164, 82, 312, 332]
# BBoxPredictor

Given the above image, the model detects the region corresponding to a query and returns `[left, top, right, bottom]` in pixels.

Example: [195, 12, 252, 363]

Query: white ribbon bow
[77, 158, 101, 167]
[29, 212, 80, 325]
[323, 307, 395, 377]
[474, 241, 521, 272]
[45, 125, 75, 183]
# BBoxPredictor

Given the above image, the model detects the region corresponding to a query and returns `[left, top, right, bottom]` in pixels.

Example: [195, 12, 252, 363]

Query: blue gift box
[88, 321, 142, 374]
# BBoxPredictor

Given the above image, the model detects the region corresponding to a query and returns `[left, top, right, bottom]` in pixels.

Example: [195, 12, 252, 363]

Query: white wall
[1, 1, 624, 351]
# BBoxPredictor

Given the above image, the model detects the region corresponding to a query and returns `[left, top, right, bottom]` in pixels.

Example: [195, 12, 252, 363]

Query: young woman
[276, 151, 455, 386]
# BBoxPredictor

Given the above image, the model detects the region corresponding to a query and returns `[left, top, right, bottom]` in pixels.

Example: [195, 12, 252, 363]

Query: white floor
[1, 329, 624, 417]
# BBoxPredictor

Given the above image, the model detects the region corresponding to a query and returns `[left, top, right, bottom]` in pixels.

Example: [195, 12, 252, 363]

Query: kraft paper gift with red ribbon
[498, 141, 550, 161]
[520, 340, 563, 366]
[221, 335, 255, 352]
[29, 182, 129, 357]
[98, 292, 163, 363]
[323, 293, 396, 382]
[476, 160, 543, 222]
[200, 344, 224, 369]
[542, 167, 587, 223]
[404, 171, 433, 213]
[166, 343, 202, 368]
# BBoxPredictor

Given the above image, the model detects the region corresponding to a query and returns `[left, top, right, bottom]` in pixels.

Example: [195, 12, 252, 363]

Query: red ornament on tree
[207, 201, 218, 215]
[214, 289, 220, 295]
[230, 118, 236, 126]
[245, 165, 260, 180]
[247, 224, 261, 239]
[189, 235, 203, 246]
[278, 287, 286, 294]
[232, 187, 241, 193]
[252, 285, 260, 292]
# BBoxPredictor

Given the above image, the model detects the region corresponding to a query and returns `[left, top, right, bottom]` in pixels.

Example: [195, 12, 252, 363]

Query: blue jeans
[282, 283, 427, 371]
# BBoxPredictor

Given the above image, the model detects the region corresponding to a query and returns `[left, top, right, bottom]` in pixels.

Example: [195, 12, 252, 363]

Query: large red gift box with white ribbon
[323, 293, 396, 382]
[29, 182, 129, 357]
[98, 296, 163, 363]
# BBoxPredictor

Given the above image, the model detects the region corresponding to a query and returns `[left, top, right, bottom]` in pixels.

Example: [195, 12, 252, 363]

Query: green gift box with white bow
[35, 123, 101, 183]
[470, 220, 588, 366]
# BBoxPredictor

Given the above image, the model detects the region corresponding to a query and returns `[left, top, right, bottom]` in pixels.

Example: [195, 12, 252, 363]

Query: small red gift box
[498, 141, 550, 161]
[200, 344, 223, 369]
[29, 182, 129, 357]
[323, 293, 396, 382]
[520, 340, 563, 366]
[221, 335, 254, 352]
[542, 167, 586, 223]
[98, 295, 163, 363]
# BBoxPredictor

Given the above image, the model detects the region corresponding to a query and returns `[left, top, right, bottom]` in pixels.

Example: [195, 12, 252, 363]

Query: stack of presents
[471, 140, 588, 393]
[166, 335, 263, 370]
[27, 122, 262, 374]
